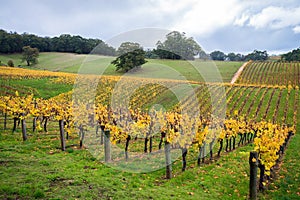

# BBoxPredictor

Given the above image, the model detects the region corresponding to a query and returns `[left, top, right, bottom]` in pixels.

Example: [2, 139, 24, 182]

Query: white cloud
[170, 0, 245, 37]
[248, 6, 300, 29]
[234, 14, 249, 26]
[293, 25, 300, 34]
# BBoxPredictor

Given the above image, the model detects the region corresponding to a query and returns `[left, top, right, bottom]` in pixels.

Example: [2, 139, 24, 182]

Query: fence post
[249, 151, 258, 200]
[21, 113, 27, 141]
[104, 130, 111, 162]
[201, 142, 206, 163]
[125, 135, 131, 160]
[181, 148, 187, 172]
[217, 139, 223, 157]
[59, 119, 66, 151]
[209, 139, 214, 160]
[165, 141, 172, 179]
[259, 164, 265, 191]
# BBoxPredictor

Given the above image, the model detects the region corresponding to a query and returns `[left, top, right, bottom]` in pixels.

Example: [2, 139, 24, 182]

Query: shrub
[7, 60, 14, 67]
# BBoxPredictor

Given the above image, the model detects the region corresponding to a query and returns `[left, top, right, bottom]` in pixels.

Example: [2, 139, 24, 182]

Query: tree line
[0, 29, 116, 55]
[207, 50, 269, 61]
[281, 47, 300, 61]
[1, 29, 273, 62]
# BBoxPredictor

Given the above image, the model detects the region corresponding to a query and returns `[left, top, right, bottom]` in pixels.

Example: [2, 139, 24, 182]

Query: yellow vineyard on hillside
[0, 62, 298, 185]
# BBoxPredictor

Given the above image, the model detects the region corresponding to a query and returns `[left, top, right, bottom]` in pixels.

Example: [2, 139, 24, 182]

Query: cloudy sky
[1, 0, 300, 54]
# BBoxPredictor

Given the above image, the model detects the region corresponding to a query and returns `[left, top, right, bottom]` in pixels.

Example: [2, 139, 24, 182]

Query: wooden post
[59, 120, 66, 151]
[259, 163, 265, 191]
[79, 126, 85, 148]
[201, 142, 206, 163]
[209, 139, 214, 160]
[125, 135, 131, 160]
[104, 130, 111, 162]
[44, 117, 48, 132]
[32, 100, 37, 132]
[197, 146, 201, 166]
[12, 117, 18, 133]
[249, 151, 258, 200]
[225, 138, 229, 152]
[217, 139, 223, 157]
[144, 137, 149, 153]
[21, 114, 27, 141]
[181, 148, 187, 172]
[149, 136, 153, 153]
[165, 141, 172, 179]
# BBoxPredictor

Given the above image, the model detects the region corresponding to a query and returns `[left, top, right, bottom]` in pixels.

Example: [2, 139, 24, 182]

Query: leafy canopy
[154, 31, 202, 60]
[21, 46, 39, 66]
[281, 47, 300, 61]
[117, 42, 142, 56]
[210, 50, 226, 61]
[111, 49, 147, 72]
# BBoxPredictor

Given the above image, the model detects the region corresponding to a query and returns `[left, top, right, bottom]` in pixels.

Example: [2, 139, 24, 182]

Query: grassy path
[230, 61, 250, 84]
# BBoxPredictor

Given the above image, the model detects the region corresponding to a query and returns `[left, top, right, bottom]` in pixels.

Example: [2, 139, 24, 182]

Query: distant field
[0, 52, 243, 83]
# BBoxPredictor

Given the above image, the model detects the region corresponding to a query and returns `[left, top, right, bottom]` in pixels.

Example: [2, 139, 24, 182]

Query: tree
[281, 48, 300, 61]
[245, 50, 268, 61]
[111, 49, 147, 72]
[198, 50, 210, 60]
[155, 31, 201, 60]
[227, 52, 244, 61]
[145, 49, 160, 59]
[7, 60, 14, 67]
[210, 50, 226, 61]
[117, 42, 142, 56]
[0, 29, 116, 55]
[22, 46, 39, 66]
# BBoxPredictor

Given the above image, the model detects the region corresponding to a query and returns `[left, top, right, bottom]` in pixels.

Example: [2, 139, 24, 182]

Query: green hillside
[0, 52, 243, 83]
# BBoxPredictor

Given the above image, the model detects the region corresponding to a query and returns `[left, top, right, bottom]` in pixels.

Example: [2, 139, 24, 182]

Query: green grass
[0, 53, 23, 66]
[1, 52, 243, 83]
[0, 123, 255, 200]
[0, 78, 73, 99]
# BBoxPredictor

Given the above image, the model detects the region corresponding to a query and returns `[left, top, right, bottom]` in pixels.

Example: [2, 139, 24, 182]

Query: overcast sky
[1, 0, 300, 54]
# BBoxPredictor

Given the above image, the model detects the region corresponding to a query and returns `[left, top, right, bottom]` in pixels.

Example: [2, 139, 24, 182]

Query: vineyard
[0, 61, 299, 199]
[236, 61, 300, 87]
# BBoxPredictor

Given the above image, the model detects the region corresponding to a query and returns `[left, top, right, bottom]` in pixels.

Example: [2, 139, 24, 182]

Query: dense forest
[281, 48, 300, 61]
[0, 29, 116, 55]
